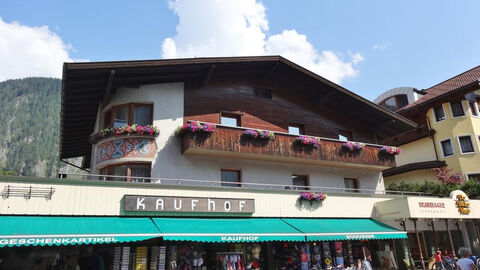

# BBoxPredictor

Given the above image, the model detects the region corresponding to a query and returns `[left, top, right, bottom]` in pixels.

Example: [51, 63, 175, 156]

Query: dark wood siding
[184, 78, 376, 143]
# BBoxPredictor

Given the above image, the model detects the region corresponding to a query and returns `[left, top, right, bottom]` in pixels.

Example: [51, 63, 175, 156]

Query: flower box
[379, 146, 402, 155]
[242, 129, 275, 141]
[341, 141, 365, 152]
[299, 192, 327, 202]
[96, 125, 159, 140]
[175, 121, 216, 136]
[294, 136, 320, 148]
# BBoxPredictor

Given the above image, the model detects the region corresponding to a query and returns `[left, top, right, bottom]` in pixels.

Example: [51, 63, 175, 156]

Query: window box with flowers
[293, 136, 320, 148]
[378, 146, 401, 162]
[298, 192, 327, 205]
[240, 129, 275, 147]
[92, 125, 159, 143]
[341, 141, 365, 152]
[175, 121, 216, 136]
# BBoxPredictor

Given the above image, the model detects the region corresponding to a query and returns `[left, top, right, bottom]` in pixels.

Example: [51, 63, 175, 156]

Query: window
[338, 130, 353, 142]
[467, 174, 480, 181]
[292, 175, 309, 190]
[344, 178, 359, 193]
[469, 101, 478, 116]
[253, 87, 272, 99]
[104, 103, 153, 128]
[288, 123, 305, 135]
[379, 95, 409, 111]
[458, 135, 475, 154]
[434, 105, 446, 122]
[221, 170, 241, 187]
[450, 100, 465, 117]
[221, 113, 241, 127]
[440, 139, 454, 157]
[99, 163, 151, 182]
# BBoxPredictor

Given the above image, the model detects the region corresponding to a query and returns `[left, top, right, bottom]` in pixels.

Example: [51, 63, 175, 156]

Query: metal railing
[60, 173, 428, 196]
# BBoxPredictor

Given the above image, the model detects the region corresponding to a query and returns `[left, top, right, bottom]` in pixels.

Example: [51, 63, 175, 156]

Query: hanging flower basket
[379, 146, 402, 155]
[175, 121, 216, 136]
[299, 192, 327, 202]
[341, 141, 365, 152]
[95, 125, 159, 140]
[242, 129, 275, 141]
[294, 136, 320, 148]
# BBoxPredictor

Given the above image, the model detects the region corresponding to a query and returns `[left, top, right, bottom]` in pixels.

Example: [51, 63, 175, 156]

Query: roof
[382, 160, 446, 177]
[399, 65, 480, 112]
[60, 56, 417, 164]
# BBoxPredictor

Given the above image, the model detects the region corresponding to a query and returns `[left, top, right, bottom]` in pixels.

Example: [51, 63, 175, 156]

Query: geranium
[175, 121, 216, 136]
[379, 146, 402, 155]
[97, 125, 159, 139]
[242, 129, 275, 140]
[294, 136, 320, 148]
[341, 141, 365, 151]
[299, 192, 327, 201]
[433, 168, 462, 185]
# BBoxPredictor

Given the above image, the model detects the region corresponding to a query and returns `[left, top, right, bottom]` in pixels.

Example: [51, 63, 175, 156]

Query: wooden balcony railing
[181, 125, 396, 169]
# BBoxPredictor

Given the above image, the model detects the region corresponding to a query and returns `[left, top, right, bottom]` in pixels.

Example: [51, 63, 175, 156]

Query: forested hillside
[0, 78, 78, 177]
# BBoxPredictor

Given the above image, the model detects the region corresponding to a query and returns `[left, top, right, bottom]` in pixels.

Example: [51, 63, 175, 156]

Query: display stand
[216, 252, 245, 270]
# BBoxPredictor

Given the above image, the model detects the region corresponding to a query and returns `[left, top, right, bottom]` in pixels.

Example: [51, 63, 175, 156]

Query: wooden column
[430, 220, 439, 251]
[401, 220, 414, 269]
[413, 219, 426, 270]
[445, 220, 456, 257]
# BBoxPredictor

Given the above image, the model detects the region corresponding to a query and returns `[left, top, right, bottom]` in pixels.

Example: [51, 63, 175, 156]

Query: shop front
[375, 190, 480, 270]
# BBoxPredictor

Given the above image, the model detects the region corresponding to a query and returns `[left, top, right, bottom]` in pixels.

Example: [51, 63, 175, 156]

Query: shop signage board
[124, 195, 255, 213]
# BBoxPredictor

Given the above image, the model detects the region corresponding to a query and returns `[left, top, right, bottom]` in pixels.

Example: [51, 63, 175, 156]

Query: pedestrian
[456, 247, 476, 270]
[435, 250, 443, 270]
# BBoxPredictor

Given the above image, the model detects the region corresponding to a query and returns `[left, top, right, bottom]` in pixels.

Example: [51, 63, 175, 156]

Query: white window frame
[439, 138, 455, 158]
[468, 101, 480, 118]
[449, 100, 466, 118]
[433, 104, 447, 123]
[466, 173, 480, 181]
[457, 134, 476, 155]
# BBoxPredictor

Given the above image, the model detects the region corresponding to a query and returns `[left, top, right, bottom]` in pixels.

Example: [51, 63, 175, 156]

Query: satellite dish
[465, 92, 476, 102]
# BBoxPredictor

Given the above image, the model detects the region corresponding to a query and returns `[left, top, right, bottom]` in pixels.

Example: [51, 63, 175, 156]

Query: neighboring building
[0, 57, 479, 270]
[376, 66, 480, 185]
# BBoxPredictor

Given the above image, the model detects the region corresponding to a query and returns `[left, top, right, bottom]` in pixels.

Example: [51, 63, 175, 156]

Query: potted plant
[299, 192, 327, 205]
[341, 141, 365, 152]
[175, 121, 216, 136]
[242, 129, 275, 141]
[379, 146, 402, 155]
[294, 136, 320, 148]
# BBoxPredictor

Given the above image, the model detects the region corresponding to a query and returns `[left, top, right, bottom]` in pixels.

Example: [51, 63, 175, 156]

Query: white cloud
[0, 17, 73, 81]
[162, 0, 364, 84]
[372, 41, 391, 51]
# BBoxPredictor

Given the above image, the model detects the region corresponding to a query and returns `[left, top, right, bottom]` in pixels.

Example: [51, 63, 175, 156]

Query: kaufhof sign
[124, 195, 255, 213]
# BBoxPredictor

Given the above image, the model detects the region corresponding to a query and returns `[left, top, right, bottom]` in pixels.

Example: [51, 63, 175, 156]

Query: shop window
[450, 100, 465, 117]
[440, 139, 454, 157]
[221, 169, 241, 187]
[338, 130, 353, 142]
[467, 174, 480, 181]
[292, 175, 309, 190]
[344, 178, 359, 193]
[469, 101, 479, 116]
[458, 135, 475, 154]
[434, 105, 446, 122]
[288, 123, 305, 135]
[99, 163, 151, 182]
[104, 103, 153, 128]
[221, 113, 241, 127]
[253, 87, 272, 99]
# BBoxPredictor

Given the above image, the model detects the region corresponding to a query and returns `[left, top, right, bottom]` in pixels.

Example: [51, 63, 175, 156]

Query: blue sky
[1, 0, 479, 100]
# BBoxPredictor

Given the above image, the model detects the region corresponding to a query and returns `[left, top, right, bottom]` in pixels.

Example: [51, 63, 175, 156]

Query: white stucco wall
[95, 83, 386, 192]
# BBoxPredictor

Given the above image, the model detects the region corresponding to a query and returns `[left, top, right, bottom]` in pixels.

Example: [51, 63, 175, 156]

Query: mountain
[0, 77, 79, 177]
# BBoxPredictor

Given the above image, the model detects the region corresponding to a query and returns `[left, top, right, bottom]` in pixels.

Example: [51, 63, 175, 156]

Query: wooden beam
[102, 69, 116, 106]
[201, 65, 215, 87]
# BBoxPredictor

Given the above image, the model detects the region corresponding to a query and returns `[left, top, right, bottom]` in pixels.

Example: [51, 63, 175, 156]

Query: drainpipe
[425, 115, 440, 161]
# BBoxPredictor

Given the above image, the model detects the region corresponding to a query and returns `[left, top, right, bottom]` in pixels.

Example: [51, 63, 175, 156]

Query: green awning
[283, 218, 407, 241]
[0, 216, 161, 247]
[152, 218, 305, 242]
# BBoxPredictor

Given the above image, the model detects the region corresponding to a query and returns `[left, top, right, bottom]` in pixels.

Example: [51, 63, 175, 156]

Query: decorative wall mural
[97, 137, 157, 164]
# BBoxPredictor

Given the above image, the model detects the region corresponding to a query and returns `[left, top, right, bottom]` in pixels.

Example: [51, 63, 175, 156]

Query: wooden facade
[184, 78, 376, 143]
[181, 125, 396, 169]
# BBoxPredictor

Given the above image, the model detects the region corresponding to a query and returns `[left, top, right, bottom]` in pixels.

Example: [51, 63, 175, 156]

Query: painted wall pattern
[97, 137, 157, 164]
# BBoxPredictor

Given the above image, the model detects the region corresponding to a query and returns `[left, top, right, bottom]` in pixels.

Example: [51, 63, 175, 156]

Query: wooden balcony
[181, 125, 396, 170]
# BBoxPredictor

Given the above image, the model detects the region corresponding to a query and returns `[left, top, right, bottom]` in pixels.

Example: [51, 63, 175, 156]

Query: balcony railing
[61, 173, 427, 196]
[181, 124, 396, 169]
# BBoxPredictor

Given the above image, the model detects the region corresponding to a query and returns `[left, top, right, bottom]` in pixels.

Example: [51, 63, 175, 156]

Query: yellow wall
[395, 137, 437, 166]
[428, 99, 480, 180]
[384, 169, 439, 186]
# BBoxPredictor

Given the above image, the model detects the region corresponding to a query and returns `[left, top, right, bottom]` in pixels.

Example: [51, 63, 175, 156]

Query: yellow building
[375, 66, 480, 185]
